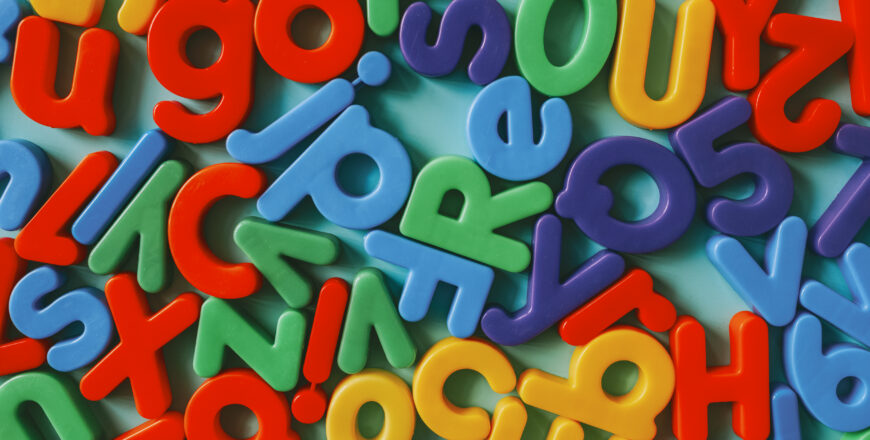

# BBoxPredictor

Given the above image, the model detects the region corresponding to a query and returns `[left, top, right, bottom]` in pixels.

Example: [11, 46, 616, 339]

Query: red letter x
[80, 273, 202, 418]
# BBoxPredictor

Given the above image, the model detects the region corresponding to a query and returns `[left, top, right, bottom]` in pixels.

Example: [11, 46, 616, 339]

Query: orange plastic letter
[11, 16, 119, 136]
[147, 0, 255, 144]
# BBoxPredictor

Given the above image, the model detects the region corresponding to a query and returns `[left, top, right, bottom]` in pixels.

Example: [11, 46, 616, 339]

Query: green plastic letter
[0, 372, 100, 440]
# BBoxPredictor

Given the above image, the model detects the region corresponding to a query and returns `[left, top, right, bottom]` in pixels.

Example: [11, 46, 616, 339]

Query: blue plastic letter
[0, 0, 21, 63]
[0, 140, 51, 231]
[771, 384, 801, 440]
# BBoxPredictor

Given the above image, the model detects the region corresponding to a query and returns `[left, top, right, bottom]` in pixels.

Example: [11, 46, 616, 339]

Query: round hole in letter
[336, 153, 380, 197]
[602, 360, 639, 398]
[219, 404, 259, 439]
[837, 377, 868, 405]
[357, 401, 386, 438]
[185, 27, 223, 69]
[289, 8, 332, 50]
[600, 165, 660, 222]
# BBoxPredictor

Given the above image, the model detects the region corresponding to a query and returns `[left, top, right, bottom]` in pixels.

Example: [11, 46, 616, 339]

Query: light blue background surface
[0, 0, 865, 438]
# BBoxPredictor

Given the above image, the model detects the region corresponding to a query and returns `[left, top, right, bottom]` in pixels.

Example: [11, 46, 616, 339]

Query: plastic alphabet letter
[193, 298, 306, 392]
[185, 369, 299, 440]
[0, 140, 51, 231]
[79, 274, 202, 419]
[748, 14, 854, 153]
[88, 160, 189, 294]
[518, 327, 674, 440]
[514, 0, 616, 96]
[0, 238, 46, 376]
[546, 418, 585, 440]
[227, 51, 392, 165]
[399, 0, 511, 85]
[29, 0, 105, 27]
[610, 0, 715, 129]
[258, 105, 412, 230]
[771, 384, 801, 440]
[338, 268, 417, 374]
[413, 338, 523, 439]
[15, 151, 117, 266]
[841, 0, 870, 116]
[559, 268, 676, 346]
[707, 217, 807, 327]
[11, 16, 119, 136]
[147, 0, 255, 144]
[234, 217, 340, 309]
[481, 214, 626, 346]
[255, 0, 364, 83]
[0, 0, 21, 63]
[555, 136, 696, 253]
[670, 312, 770, 439]
[710, 0, 778, 91]
[115, 412, 184, 440]
[9, 266, 113, 372]
[467, 76, 572, 181]
[367, 0, 400, 36]
[325, 370, 416, 440]
[670, 96, 794, 236]
[168, 163, 266, 299]
[117, 0, 166, 35]
[364, 230, 494, 338]
[400, 156, 553, 273]
[785, 312, 870, 431]
[811, 124, 870, 258]
[800, 243, 870, 347]
[0, 372, 100, 440]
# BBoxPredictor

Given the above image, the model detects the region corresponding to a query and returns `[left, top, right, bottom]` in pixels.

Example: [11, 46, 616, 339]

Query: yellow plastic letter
[517, 327, 674, 440]
[30, 0, 105, 27]
[547, 417, 585, 440]
[609, 0, 715, 129]
[118, 0, 167, 35]
[325, 369, 416, 440]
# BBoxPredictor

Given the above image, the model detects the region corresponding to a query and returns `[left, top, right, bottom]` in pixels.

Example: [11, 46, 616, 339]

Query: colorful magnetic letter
[185, 369, 299, 440]
[0, 238, 46, 376]
[610, 0, 715, 129]
[800, 243, 870, 347]
[811, 124, 870, 258]
[400, 156, 552, 273]
[841, 0, 870, 116]
[0, 372, 100, 440]
[785, 312, 870, 431]
[670, 96, 794, 236]
[771, 384, 801, 440]
[481, 215, 625, 346]
[326, 370, 415, 440]
[518, 327, 674, 440]
[234, 217, 340, 309]
[117, 0, 166, 35]
[559, 268, 676, 346]
[147, 0, 254, 143]
[292, 279, 348, 425]
[546, 418, 585, 440]
[467, 76, 572, 181]
[514, 0, 616, 96]
[88, 160, 189, 294]
[0, 0, 21, 63]
[748, 14, 854, 153]
[73, 130, 170, 245]
[555, 136, 696, 253]
[413, 338, 522, 439]
[255, 0, 364, 83]
[670, 312, 770, 439]
[338, 269, 416, 374]
[710, 0, 778, 91]
[168, 163, 266, 299]
[367, 0, 399, 36]
[11, 16, 119, 136]
[15, 151, 117, 265]
[9, 266, 113, 372]
[258, 105, 412, 230]
[364, 230, 494, 338]
[116, 412, 184, 440]
[79, 274, 202, 419]
[707, 217, 807, 327]
[30, 0, 105, 27]
[399, 0, 511, 85]
[193, 298, 305, 392]
[227, 51, 391, 165]
[0, 140, 51, 231]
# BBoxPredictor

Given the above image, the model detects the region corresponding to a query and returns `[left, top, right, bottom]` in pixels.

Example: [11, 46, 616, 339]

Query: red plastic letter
[15, 151, 118, 265]
[168, 163, 266, 299]
[748, 14, 853, 153]
[80, 273, 202, 419]
[147, 0, 254, 144]
[185, 369, 299, 440]
[11, 16, 118, 136]
[0, 237, 46, 376]
[710, 0, 778, 91]
[670, 311, 770, 439]
[559, 269, 676, 346]
[114, 412, 184, 440]
[840, 0, 870, 116]
[255, 0, 364, 84]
